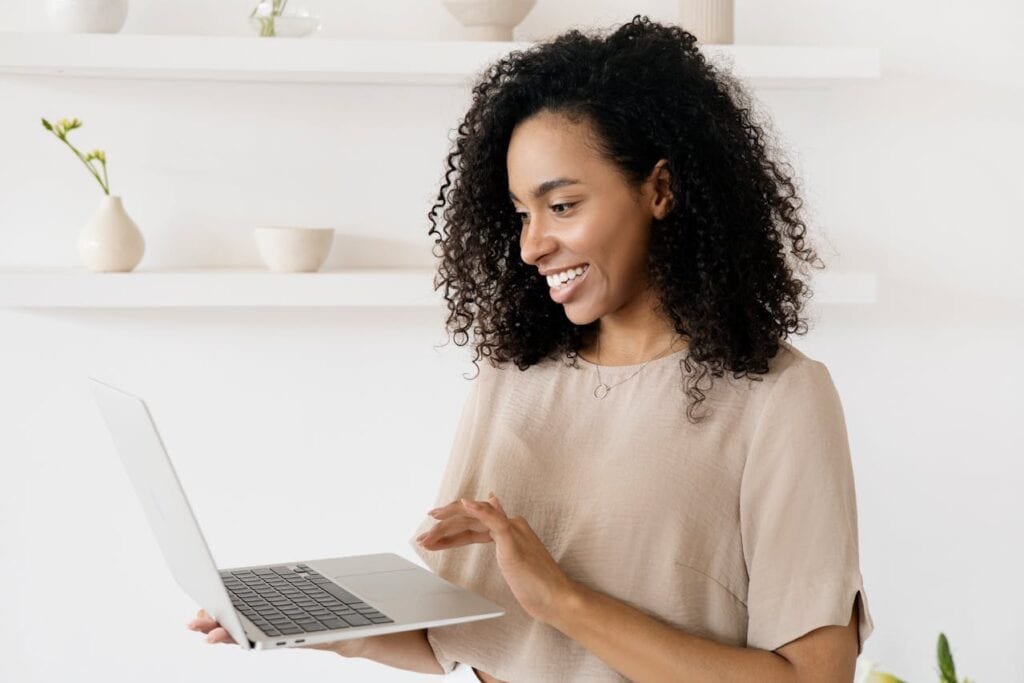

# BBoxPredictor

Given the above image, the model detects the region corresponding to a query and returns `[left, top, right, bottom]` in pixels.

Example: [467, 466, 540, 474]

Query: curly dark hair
[426, 14, 826, 423]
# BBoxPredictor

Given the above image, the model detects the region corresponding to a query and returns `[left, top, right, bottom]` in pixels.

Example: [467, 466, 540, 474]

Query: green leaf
[937, 632, 957, 683]
[41, 117, 53, 131]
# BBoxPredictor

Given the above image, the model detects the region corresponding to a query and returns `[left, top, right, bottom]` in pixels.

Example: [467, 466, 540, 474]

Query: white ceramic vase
[78, 195, 145, 273]
[678, 0, 734, 44]
[46, 0, 129, 33]
[440, 0, 536, 41]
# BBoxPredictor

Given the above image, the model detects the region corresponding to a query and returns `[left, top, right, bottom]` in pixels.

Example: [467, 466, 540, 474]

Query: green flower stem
[57, 134, 109, 195]
[254, 0, 289, 37]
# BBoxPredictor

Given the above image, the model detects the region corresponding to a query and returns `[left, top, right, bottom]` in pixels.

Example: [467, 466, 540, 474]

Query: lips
[548, 264, 590, 304]
[542, 263, 589, 278]
[544, 264, 589, 285]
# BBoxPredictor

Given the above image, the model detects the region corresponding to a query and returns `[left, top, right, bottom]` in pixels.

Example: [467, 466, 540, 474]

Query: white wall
[2, 1, 1022, 682]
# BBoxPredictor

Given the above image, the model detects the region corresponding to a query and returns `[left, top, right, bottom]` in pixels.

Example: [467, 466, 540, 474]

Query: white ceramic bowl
[47, 0, 129, 33]
[254, 227, 334, 272]
[441, 0, 537, 41]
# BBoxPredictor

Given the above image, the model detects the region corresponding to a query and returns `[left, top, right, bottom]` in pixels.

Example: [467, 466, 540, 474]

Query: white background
[1, 1, 1022, 681]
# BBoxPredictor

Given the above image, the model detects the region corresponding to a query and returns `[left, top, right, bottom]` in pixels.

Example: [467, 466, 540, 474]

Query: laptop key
[318, 583, 363, 605]
[341, 614, 371, 627]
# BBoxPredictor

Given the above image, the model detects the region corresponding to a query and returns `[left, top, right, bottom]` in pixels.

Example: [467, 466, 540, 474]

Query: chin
[563, 304, 600, 326]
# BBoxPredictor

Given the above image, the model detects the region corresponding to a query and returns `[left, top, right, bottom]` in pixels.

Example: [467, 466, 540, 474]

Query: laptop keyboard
[220, 564, 394, 637]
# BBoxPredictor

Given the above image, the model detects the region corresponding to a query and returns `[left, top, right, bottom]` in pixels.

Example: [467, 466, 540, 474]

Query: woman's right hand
[187, 608, 236, 644]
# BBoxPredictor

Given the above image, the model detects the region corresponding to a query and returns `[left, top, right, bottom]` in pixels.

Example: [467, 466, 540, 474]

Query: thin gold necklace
[593, 333, 682, 399]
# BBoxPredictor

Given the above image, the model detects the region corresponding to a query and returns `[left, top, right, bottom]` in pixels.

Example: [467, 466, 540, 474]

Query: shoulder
[710, 340, 834, 411]
[695, 341, 841, 437]
[759, 340, 835, 400]
[746, 342, 847, 447]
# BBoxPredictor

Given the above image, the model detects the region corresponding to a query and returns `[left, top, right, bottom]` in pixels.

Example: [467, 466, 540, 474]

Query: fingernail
[416, 533, 427, 541]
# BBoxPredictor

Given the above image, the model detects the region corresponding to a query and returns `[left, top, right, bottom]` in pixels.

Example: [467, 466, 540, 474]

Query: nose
[519, 214, 555, 268]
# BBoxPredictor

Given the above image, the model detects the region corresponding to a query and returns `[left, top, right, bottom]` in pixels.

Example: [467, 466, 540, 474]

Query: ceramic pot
[78, 195, 145, 272]
[440, 0, 536, 41]
[254, 227, 334, 272]
[678, 0, 734, 44]
[46, 0, 129, 33]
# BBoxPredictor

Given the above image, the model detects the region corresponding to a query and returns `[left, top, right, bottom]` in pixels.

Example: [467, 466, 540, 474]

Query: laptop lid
[88, 376, 252, 649]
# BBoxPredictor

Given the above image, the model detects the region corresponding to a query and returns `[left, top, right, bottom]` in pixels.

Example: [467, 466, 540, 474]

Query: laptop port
[276, 641, 286, 646]
[295, 639, 305, 644]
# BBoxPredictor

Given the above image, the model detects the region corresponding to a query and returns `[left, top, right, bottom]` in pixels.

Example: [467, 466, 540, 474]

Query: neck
[578, 285, 688, 365]
[594, 332, 685, 365]
[582, 320, 687, 366]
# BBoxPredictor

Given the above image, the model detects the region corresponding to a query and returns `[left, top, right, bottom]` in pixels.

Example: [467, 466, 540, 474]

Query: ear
[646, 158, 675, 220]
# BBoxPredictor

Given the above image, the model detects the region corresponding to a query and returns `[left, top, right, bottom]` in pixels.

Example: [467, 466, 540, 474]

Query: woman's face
[507, 110, 672, 327]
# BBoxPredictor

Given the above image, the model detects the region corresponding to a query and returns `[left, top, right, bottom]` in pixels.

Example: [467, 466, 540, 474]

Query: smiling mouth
[546, 264, 590, 289]
[547, 264, 590, 304]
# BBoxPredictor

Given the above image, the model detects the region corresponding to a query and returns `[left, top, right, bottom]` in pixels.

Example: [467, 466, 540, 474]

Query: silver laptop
[88, 376, 504, 650]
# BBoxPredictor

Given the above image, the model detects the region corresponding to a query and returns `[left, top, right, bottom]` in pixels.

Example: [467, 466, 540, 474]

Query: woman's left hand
[416, 492, 579, 625]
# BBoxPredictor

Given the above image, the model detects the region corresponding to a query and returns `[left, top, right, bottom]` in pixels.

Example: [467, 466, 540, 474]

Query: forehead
[507, 113, 609, 197]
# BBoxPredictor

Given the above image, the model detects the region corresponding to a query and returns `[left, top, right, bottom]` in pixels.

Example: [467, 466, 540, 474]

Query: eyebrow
[508, 177, 583, 203]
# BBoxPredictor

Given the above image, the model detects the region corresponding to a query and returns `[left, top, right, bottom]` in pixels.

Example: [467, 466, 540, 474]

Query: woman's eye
[515, 202, 576, 224]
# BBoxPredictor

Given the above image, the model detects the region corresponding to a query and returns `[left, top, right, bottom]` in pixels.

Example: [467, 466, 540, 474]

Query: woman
[190, 15, 874, 682]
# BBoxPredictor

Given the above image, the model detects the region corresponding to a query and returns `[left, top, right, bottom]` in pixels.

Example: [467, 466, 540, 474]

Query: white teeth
[546, 264, 588, 288]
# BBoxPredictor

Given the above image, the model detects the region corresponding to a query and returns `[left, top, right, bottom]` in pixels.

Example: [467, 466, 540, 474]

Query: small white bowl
[441, 0, 536, 41]
[254, 227, 334, 272]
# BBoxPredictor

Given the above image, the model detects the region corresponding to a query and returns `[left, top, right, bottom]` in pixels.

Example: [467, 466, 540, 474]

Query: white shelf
[0, 267, 876, 308]
[0, 32, 880, 86]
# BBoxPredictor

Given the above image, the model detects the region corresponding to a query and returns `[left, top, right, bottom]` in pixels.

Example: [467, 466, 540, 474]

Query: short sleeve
[740, 359, 875, 654]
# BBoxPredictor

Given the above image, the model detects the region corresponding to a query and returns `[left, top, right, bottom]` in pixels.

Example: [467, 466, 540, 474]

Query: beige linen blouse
[409, 340, 874, 681]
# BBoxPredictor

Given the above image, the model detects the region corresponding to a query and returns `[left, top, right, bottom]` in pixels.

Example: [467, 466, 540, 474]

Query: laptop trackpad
[334, 569, 460, 601]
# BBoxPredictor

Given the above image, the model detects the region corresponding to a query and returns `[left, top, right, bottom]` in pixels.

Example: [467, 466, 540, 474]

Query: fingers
[430, 492, 507, 520]
[427, 500, 464, 520]
[418, 515, 487, 545]
[488, 492, 507, 517]
[460, 498, 513, 538]
[186, 609, 235, 644]
[188, 615, 218, 634]
[419, 528, 492, 549]
[205, 627, 236, 644]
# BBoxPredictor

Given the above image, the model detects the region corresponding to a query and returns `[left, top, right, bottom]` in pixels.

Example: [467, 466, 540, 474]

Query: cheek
[569, 217, 615, 265]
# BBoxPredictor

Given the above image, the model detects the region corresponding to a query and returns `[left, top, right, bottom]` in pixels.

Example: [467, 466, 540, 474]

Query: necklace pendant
[594, 383, 610, 399]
